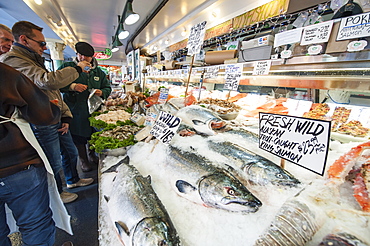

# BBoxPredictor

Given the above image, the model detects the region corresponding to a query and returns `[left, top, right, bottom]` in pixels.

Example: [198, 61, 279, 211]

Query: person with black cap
[0, 21, 95, 204]
[59, 42, 112, 172]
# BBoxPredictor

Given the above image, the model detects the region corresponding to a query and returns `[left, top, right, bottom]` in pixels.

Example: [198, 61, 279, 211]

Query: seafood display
[319, 232, 369, 246]
[97, 88, 370, 246]
[175, 105, 226, 135]
[254, 199, 325, 246]
[206, 140, 300, 187]
[94, 110, 132, 124]
[102, 156, 180, 246]
[167, 146, 262, 213]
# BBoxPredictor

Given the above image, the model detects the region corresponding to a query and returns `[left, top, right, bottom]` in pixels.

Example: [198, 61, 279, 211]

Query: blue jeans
[0, 165, 55, 246]
[31, 122, 80, 189]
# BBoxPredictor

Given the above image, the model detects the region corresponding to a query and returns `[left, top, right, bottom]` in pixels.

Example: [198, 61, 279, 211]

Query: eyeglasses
[25, 35, 47, 48]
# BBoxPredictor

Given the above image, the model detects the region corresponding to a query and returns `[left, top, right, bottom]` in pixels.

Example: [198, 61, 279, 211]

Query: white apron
[0, 108, 73, 235]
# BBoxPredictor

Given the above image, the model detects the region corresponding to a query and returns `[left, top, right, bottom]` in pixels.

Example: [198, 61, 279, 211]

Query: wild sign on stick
[150, 111, 181, 145]
[259, 113, 331, 175]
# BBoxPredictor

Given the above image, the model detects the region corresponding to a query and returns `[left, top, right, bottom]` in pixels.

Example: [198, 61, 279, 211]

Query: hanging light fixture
[112, 35, 123, 52]
[117, 16, 130, 40]
[124, 0, 140, 25]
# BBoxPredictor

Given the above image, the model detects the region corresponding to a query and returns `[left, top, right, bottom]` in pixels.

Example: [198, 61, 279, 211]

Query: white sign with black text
[301, 20, 334, 45]
[149, 111, 182, 145]
[259, 113, 331, 175]
[224, 64, 242, 90]
[253, 60, 272, 75]
[186, 21, 207, 56]
[337, 12, 370, 41]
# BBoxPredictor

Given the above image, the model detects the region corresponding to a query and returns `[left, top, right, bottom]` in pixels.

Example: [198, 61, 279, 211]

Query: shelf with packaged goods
[145, 50, 370, 92]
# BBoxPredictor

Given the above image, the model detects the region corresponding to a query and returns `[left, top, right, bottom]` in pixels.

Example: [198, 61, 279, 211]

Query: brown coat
[0, 62, 60, 170]
[0, 44, 79, 122]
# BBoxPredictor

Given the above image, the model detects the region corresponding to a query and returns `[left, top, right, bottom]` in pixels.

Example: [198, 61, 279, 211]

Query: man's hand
[58, 123, 69, 135]
[74, 83, 88, 92]
[94, 89, 103, 97]
[77, 61, 91, 73]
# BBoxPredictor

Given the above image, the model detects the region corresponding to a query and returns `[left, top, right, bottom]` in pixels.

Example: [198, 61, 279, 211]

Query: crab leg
[328, 141, 370, 183]
[353, 163, 370, 212]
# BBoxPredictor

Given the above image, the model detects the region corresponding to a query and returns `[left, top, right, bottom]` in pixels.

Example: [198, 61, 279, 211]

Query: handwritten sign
[204, 66, 219, 79]
[259, 113, 331, 175]
[253, 60, 272, 75]
[187, 21, 207, 56]
[301, 20, 334, 45]
[337, 12, 370, 41]
[158, 88, 169, 104]
[224, 64, 242, 90]
[274, 28, 303, 47]
[149, 111, 182, 145]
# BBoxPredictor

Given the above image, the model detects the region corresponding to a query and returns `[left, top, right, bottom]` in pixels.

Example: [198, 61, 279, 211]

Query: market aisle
[54, 163, 99, 246]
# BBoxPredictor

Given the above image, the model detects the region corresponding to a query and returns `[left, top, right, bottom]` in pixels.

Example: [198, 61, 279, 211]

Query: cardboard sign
[337, 12, 370, 41]
[274, 28, 303, 47]
[224, 64, 242, 90]
[149, 111, 182, 145]
[253, 60, 272, 75]
[259, 113, 331, 176]
[301, 20, 334, 45]
[187, 21, 207, 56]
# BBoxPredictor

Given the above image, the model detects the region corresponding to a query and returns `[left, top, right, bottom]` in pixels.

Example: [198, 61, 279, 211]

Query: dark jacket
[0, 62, 60, 170]
[59, 58, 111, 138]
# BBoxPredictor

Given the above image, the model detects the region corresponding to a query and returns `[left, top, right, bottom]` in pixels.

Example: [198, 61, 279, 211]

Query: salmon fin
[115, 221, 130, 237]
[104, 195, 110, 202]
[176, 180, 197, 194]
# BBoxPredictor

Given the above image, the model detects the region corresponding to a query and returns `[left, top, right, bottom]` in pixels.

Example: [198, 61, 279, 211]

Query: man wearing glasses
[0, 21, 94, 205]
[0, 24, 13, 55]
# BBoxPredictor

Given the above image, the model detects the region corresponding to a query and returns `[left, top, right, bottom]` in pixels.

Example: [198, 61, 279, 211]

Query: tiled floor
[54, 163, 99, 246]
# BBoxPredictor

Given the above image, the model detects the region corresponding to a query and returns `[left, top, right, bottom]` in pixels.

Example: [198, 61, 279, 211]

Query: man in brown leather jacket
[0, 62, 60, 246]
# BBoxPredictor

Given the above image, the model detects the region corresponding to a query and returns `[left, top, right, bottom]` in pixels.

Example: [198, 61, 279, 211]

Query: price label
[224, 64, 242, 91]
[337, 12, 370, 41]
[259, 113, 331, 176]
[253, 60, 272, 75]
[186, 21, 207, 56]
[301, 20, 334, 45]
[149, 111, 182, 145]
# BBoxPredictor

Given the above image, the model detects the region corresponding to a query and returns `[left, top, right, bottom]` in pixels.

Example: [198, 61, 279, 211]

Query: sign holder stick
[151, 139, 160, 153]
[184, 55, 195, 101]
[280, 158, 285, 169]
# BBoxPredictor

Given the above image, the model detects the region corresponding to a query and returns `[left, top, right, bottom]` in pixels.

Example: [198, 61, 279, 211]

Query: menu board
[259, 113, 331, 175]
[187, 21, 207, 56]
[150, 111, 181, 145]
[301, 20, 334, 45]
[337, 12, 370, 40]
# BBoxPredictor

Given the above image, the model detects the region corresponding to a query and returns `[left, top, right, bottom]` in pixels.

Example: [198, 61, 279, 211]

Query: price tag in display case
[259, 113, 331, 176]
[224, 64, 242, 91]
[253, 60, 272, 75]
[301, 20, 334, 45]
[150, 111, 182, 145]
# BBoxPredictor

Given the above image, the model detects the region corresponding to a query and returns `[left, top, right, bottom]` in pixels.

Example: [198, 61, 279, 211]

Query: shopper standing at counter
[59, 42, 112, 172]
[0, 21, 94, 204]
[0, 62, 60, 246]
